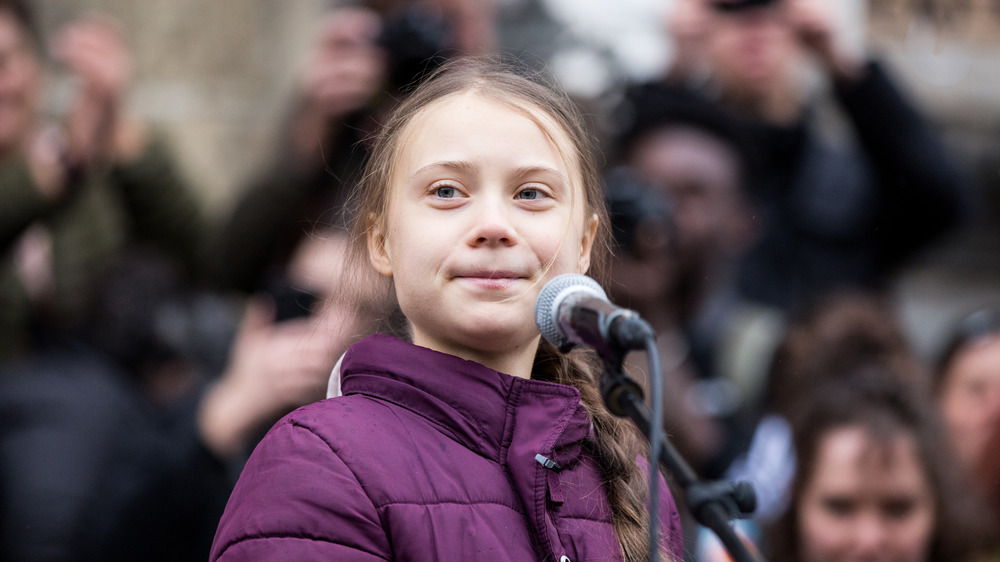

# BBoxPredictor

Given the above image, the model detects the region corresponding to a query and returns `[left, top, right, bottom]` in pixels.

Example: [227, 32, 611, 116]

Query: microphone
[535, 273, 654, 359]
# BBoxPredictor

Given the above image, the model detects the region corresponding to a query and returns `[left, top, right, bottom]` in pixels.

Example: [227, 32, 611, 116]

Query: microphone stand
[597, 344, 763, 562]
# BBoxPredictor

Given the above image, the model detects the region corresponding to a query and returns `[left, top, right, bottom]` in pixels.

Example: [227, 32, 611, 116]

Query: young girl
[209, 57, 683, 561]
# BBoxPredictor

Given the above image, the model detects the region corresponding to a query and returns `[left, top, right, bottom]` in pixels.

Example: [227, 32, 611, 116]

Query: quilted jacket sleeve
[210, 418, 391, 561]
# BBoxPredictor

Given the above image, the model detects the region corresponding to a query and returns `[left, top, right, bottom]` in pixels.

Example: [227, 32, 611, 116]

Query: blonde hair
[343, 55, 660, 560]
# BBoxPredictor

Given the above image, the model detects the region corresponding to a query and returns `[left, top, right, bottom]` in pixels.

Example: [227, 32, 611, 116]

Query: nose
[467, 194, 518, 247]
[852, 513, 890, 556]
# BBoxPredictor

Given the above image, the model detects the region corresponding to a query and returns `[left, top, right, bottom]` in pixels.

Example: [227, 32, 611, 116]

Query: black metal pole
[600, 361, 763, 562]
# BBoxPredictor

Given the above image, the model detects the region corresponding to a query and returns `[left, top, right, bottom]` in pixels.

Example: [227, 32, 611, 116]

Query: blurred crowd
[0, 0, 998, 560]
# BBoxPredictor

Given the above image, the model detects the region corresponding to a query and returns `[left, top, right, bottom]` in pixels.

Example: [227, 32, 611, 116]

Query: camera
[603, 166, 674, 259]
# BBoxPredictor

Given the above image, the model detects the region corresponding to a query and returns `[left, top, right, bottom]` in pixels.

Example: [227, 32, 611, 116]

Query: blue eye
[517, 188, 540, 200]
[436, 186, 458, 199]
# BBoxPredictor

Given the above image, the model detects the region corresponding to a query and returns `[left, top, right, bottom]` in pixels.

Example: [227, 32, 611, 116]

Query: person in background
[0, 3, 365, 558]
[603, 166, 719, 469]
[662, 0, 712, 86]
[608, 82, 783, 480]
[206, 0, 497, 296]
[974, 417, 1000, 550]
[934, 308, 1000, 485]
[766, 368, 991, 562]
[731, 293, 926, 526]
[668, 0, 971, 313]
[0, 1, 204, 361]
[0, 237, 371, 561]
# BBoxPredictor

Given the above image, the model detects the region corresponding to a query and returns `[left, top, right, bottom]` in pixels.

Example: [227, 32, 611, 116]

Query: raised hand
[52, 14, 145, 167]
[290, 7, 387, 164]
[198, 297, 337, 458]
[788, 0, 864, 81]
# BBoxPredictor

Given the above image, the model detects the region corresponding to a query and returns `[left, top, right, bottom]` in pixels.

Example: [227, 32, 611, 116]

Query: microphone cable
[644, 335, 664, 562]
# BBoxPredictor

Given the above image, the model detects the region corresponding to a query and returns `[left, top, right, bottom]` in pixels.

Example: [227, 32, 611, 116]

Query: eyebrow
[410, 161, 569, 184]
[410, 161, 475, 177]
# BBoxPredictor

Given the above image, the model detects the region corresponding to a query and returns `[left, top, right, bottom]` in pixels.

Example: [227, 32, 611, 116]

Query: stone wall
[872, 0, 1000, 43]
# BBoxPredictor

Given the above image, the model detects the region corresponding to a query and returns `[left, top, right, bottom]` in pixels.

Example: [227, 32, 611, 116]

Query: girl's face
[939, 334, 1000, 470]
[369, 91, 597, 373]
[797, 426, 935, 562]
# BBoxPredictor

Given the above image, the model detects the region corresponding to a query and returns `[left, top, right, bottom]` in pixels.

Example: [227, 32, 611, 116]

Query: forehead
[397, 90, 581, 177]
[808, 427, 930, 496]
[630, 128, 741, 190]
[950, 334, 1000, 377]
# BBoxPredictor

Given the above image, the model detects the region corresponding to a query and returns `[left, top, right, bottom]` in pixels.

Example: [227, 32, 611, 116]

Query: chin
[458, 322, 536, 353]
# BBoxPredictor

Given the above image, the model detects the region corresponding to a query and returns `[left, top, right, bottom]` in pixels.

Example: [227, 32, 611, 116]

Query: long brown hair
[342, 55, 658, 560]
[767, 368, 992, 562]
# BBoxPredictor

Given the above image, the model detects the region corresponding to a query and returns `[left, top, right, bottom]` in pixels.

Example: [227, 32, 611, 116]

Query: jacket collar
[339, 334, 592, 465]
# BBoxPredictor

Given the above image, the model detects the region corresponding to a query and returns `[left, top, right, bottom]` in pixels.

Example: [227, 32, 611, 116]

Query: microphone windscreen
[535, 273, 606, 348]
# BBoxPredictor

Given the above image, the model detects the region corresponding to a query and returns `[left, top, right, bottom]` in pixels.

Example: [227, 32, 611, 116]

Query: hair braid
[534, 341, 666, 562]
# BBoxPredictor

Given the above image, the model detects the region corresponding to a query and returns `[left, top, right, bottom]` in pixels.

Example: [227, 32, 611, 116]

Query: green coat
[0, 137, 205, 360]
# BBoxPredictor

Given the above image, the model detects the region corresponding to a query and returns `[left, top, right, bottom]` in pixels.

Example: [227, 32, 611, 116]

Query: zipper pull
[534, 453, 563, 472]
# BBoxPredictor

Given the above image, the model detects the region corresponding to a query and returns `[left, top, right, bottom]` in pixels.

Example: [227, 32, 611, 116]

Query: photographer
[610, 82, 784, 482]
[0, 4, 205, 361]
[677, 0, 973, 313]
[206, 0, 497, 295]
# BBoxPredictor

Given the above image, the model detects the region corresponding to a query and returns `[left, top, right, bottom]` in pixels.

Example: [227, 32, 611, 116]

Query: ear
[367, 216, 393, 277]
[577, 213, 599, 273]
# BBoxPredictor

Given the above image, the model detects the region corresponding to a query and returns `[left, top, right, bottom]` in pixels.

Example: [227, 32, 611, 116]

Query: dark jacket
[738, 60, 971, 312]
[211, 334, 684, 561]
[205, 111, 370, 293]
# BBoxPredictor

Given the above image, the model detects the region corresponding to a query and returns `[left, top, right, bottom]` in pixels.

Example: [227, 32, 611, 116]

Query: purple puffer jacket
[210, 334, 684, 561]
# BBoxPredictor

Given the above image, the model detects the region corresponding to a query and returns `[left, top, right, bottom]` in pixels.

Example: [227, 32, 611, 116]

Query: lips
[453, 270, 529, 289]
[458, 270, 524, 280]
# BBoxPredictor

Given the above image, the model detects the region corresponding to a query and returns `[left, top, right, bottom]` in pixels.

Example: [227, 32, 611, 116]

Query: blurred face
[798, 427, 936, 562]
[0, 10, 42, 154]
[704, 0, 798, 102]
[369, 91, 596, 371]
[628, 127, 746, 273]
[939, 334, 1000, 470]
[667, 0, 711, 74]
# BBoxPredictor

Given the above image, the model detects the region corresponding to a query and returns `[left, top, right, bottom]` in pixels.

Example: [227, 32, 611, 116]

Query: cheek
[941, 385, 981, 429]
[799, 502, 844, 552]
[538, 236, 574, 271]
[385, 234, 433, 286]
[899, 509, 935, 557]
[797, 491, 854, 561]
[528, 216, 585, 269]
